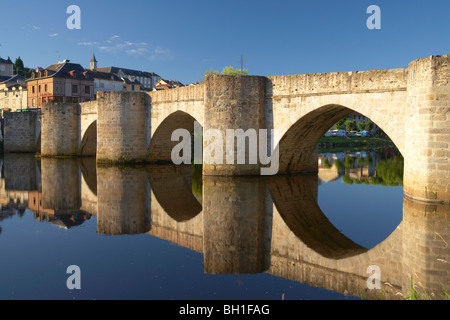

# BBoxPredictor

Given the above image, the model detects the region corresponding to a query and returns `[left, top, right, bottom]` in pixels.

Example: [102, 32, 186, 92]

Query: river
[0, 147, 448, 300]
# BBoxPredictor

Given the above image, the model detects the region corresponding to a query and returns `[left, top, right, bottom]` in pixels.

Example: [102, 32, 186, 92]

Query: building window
[32, 99, 35, 107]
[85, 86, 90, 94]
[32, 86, 35, 93]
[131, 85, 135, 91]
[72, 85, 78, 94]
[45, 84, 48, 92]
[38, 85, 41, 93]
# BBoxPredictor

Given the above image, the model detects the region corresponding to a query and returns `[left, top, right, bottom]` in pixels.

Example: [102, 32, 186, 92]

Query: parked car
[324, 131, 333, 137]
[331, 129, 347, 137]
[347, 130, 360, 137]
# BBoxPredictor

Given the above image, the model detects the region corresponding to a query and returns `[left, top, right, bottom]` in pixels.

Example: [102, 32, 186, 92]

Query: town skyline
[0, 0, 449, 85]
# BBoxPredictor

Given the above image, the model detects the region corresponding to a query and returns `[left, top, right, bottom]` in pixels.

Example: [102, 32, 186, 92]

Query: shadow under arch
[146, 164, 202, 222]
[80, 120, 97, 157]
[275, 104, 404, 175]
[36, 131, 41, 153]
[268, 174, 368, 259]
[147, 110, 200, 164]
[80, 157, 97, 196]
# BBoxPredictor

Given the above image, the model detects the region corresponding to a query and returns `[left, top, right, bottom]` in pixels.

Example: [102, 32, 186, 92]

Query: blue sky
[0, 0, 449, 84]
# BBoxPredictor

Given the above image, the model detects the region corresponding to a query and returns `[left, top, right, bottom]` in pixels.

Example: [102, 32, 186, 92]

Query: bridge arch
[147, 110, 202, 163]
[80, 120, 97, 157]
[273, 94, 406, 174]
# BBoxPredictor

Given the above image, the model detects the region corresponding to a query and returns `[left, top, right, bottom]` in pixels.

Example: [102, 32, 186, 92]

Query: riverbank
[319, 136, 395, 153]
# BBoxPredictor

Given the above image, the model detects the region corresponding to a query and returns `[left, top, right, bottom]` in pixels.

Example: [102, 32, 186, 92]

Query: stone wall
[41, 103, 79, 156]
[147, 84, 205, 163]
[401, 198, 450, 298]
[203, 75, 267, 176]
[3, 111, 40, 153]
[267, 68, 408, 97]
[96, 91, 150, 163]
[404, 55, 450, 203]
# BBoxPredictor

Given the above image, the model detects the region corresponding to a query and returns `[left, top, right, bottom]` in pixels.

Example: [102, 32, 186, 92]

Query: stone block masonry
[3, 111, 41, 153]
[203, 75, 267, 176]
[404, 55, 450, 203]
[41, 102, 79, 157]
[96, 91, 150, 164]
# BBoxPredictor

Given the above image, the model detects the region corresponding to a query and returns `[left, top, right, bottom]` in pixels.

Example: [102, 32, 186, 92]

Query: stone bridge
[4, 54, 450, 203]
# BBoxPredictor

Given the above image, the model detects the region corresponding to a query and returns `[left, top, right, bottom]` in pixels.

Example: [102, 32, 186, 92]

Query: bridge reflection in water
[0, 154, 449, 300]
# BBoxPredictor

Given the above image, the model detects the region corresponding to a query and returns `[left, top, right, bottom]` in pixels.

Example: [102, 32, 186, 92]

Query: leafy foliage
[204, 66, 248, 80]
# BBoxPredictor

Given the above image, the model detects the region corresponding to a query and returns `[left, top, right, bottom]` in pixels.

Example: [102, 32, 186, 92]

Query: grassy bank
[319, 136, 395, 153]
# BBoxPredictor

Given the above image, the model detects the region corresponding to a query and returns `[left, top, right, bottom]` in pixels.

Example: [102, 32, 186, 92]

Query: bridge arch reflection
[1, 155, 449, 299]
[268, 175, 368, 259]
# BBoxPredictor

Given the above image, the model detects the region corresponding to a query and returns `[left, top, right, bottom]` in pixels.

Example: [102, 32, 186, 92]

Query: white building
[90, 55, 160, 91]
[0, 57, 13, 79]
[0, 75, 28, 111]
[90, 70, 124, 97]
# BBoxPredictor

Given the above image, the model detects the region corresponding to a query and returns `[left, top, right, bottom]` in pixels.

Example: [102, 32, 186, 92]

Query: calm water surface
[0, 148, 410, 300]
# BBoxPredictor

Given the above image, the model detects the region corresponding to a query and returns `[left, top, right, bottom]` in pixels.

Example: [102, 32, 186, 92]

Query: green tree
[344, 120, 356, 133]
[343, 155, 354, 169]
[13, 57, 31, 77]
[14, 57, 24, 74]
[334, 159, 342, 171]
[323, 158, 332, 169]
[335, 119, 344, 130]
[204, 68, 220, 76]
[204, 66, 248, 81]
[376, 157, 404, 186]
[365, 121, 374, 132]
[358, 122, 366, 131]
[221, 66, 248, 76]
[343, 175, 354, 185]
